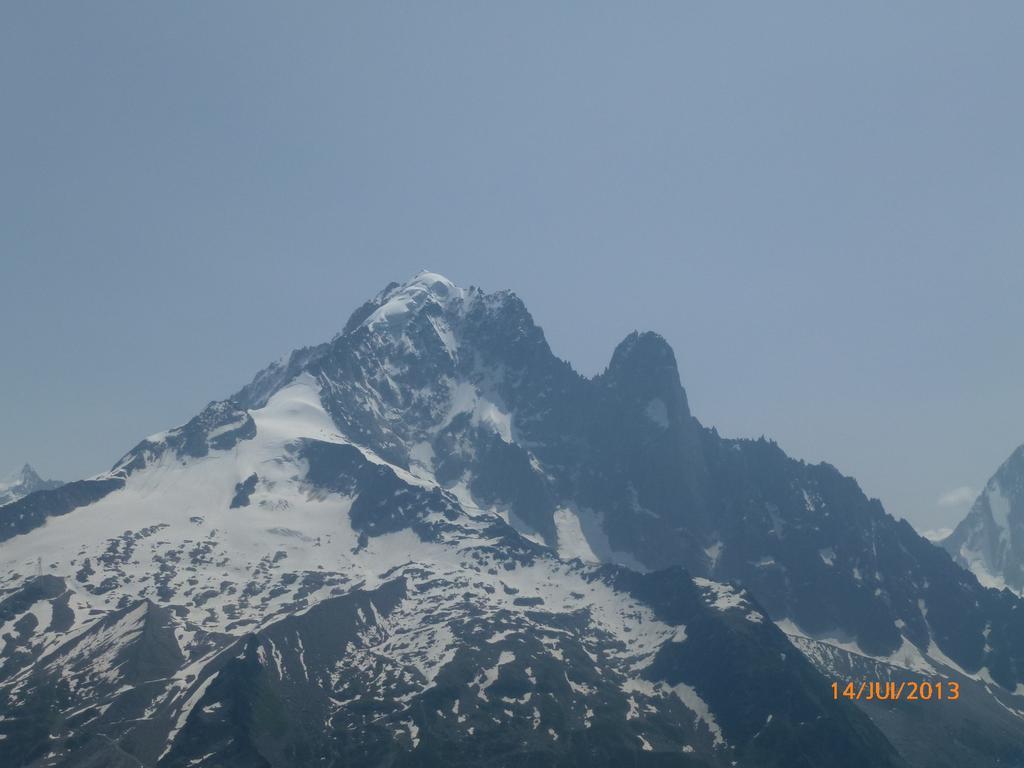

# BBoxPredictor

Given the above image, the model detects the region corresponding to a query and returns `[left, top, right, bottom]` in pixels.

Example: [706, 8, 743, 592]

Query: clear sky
[2, 2, 1022, 534]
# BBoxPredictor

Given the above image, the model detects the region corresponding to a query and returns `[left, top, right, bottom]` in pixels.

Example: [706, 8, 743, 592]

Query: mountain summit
[0, 463, 62, 507]
[1, 273, 1022, 767]
[943, 444, 1024, 592]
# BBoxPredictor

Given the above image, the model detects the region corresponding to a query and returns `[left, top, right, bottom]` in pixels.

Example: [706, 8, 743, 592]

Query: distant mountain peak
[0, 463, 63, 507]
[18, 463, 41, 482]
[943, 442, 1024, 592]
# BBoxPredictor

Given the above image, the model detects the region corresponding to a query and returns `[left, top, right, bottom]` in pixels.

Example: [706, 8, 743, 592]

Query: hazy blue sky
[2, 2, 1022, 533]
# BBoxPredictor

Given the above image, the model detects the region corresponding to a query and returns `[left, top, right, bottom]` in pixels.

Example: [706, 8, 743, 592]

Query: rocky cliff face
[943, 445, 1024, 592]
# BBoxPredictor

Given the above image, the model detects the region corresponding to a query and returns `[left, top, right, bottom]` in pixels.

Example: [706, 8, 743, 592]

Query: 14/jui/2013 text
[832, 681, 959, 701]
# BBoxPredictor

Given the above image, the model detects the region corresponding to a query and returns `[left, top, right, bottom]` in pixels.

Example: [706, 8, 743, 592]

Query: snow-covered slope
[0, 386, 892, 765]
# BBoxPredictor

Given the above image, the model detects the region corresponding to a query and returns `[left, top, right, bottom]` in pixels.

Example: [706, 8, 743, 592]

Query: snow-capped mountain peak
[4, 275, 1024, 766]
[0, 463, 62, 507]
[943, 443, 1024, 592]
[358, 271, 466, 332]
[2, 464, 38, 487]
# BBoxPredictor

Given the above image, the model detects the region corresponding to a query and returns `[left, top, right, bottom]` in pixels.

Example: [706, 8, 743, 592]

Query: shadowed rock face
[0, 273, 1018, 767]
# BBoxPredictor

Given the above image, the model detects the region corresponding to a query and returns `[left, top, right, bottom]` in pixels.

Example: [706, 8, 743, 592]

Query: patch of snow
[554, 507, 600, 563]
[704, 542, 722, 569]
[552, 504, 649, 571]
[959, 544, 1008, 590]
[802, 489, 816, 512]
[694, 578, 749, 613]
[645, 399, 669, 428]
[670, 682, 724, 746]
[439, 382, 514, 443]
[361, 272, 464, 332]
[475, 651, 515, 701]
[988, 481, 1012, 549]
[160, 672, 220, 761]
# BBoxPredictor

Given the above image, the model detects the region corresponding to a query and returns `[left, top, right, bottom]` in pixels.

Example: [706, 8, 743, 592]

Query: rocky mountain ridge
[2, 272, 1022, 766]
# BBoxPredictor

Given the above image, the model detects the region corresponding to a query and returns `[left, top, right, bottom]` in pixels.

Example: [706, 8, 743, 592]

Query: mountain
[0, 464, 62, 508]
[1, 272, 1022, 766]
[943, 445, 1024, 593]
